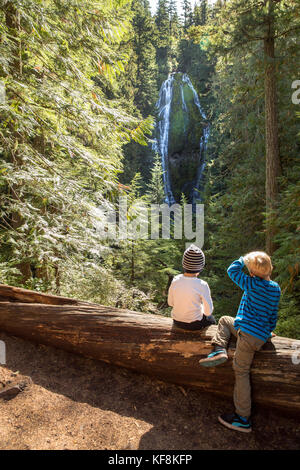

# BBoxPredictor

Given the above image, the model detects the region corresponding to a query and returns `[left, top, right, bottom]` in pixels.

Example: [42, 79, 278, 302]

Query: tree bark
[0, 284, 299, 414]
[0, 283, 86, 305]
[264, 0, 281, 254]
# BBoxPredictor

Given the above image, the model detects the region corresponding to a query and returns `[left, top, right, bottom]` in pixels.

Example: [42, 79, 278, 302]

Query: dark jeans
[173, 315, 216, 331]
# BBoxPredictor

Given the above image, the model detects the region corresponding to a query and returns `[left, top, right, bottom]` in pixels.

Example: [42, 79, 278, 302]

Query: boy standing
[199, 252, 281, 433]
[168, 244, 216, 331]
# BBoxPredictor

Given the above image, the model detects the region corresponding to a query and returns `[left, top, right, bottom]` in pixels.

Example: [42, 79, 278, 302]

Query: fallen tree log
[0, 284, 299, 414]
[0, 283, 87, 305]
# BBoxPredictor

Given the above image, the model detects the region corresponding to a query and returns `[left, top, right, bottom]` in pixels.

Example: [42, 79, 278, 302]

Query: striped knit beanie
[182, 244, 205, 273]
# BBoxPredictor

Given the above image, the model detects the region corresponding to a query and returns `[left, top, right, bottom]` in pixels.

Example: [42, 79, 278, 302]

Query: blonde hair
[244, 251, 273, 278]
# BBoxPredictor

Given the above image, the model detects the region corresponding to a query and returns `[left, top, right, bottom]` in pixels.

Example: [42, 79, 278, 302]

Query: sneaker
[199, 347, 228, 367]
[218, 412, 252, 433]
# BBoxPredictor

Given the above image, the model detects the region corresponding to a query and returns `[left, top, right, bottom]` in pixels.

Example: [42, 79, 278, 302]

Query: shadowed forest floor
[0, 331, 299, 451]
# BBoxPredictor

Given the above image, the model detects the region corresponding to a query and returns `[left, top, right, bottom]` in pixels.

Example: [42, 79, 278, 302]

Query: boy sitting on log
[199, 252, 281, 433]
[168, 244, 216, 330]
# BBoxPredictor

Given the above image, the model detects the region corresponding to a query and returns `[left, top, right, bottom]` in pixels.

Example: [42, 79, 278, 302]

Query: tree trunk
[0, 284, 86, 305]
[264, 0, 281, 254]
[130, 241, 135, 285]
[0, 284, 299, 414]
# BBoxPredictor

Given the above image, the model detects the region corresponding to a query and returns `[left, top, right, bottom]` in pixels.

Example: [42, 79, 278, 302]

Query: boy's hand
[243, 255, 253, 275]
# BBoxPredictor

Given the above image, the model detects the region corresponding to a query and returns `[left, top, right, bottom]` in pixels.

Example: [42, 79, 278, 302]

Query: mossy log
[0, 284, 299, 414]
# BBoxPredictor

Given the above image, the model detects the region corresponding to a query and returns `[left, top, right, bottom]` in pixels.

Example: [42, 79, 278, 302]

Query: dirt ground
[0, 331, 299, 451]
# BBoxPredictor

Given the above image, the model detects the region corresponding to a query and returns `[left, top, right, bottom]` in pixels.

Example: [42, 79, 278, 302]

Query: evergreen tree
[193, 3, 202, 26]
[0, 0, 152, 290]
[146, 153, 165, 204]
[181, 0, 193, 31]
[200, 0, 208, 25]
[177, 0, 214, 107]
[190, 0, 300, 254]
[155, 0, 172, 85]
[190, 0, 300, 336]
[169, 0, 180, 37]
[119, 0, 158, 190]
[193, 0, 208, 26]
[131, 0, 158, 116]
[168, 0, 181, 70]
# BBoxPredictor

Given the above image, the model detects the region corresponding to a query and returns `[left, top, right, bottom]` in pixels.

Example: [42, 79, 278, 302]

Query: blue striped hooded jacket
[227, 257, 281, 342]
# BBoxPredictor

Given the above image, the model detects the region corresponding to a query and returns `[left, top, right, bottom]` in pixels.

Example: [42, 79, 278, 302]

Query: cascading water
[182, 73, 210, 203]
[152, 74, 176, 205]
[153, 72, 210, 206]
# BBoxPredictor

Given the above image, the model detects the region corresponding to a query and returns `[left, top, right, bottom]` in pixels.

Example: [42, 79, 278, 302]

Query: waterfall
[153, 72, 210, 206]
[182, 73, 210, 203]
[152, 73, 176, 205]
[182, 73, 207, 119]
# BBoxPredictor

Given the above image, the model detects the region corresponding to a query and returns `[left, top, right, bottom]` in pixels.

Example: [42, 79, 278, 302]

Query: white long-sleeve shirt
[168, 274, 214, 323]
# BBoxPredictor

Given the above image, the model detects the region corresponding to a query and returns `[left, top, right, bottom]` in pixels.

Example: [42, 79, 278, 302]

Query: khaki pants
[212, 316, 264, 418]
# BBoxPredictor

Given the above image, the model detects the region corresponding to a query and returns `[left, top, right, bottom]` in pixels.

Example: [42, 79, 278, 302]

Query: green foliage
[0, 0, 298, 343]
[181, 0, 193, 31]
[0, 0, 152, 292]
[146, 153, 165, 204]
[155, 0, 174, 86]
[119, 0, 157, 188]
[59, 256, 157, 313]
[130, 0, 158, 117]
[195, 0, 300, 338]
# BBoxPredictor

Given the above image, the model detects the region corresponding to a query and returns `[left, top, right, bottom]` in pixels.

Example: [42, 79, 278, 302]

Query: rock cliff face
[154, 73, 208, 204]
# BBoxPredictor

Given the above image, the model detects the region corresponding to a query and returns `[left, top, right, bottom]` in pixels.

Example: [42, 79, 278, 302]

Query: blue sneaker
[218, 412, 252, 433]
[199, 346, 228, 367]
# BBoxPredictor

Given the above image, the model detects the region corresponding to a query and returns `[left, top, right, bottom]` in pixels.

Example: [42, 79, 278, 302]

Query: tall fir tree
[190, 0, 300, 254]
[181, 0, 193, 31]
[155, 0, 172, 85]
[0, 0, 153, 291]
[190, 0, 300, 336]
[131, 0, 158, 116]
[119, 0, 158, 188]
